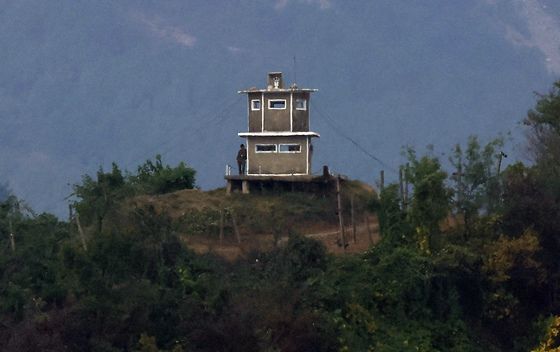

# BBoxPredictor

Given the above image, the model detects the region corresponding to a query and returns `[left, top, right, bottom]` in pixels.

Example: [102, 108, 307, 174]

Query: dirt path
[183, 215, 380, 260]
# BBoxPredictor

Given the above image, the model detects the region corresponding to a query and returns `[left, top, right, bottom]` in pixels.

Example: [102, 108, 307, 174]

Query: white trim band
[246, 173, 310, 177]
[238, 132, 320, 137]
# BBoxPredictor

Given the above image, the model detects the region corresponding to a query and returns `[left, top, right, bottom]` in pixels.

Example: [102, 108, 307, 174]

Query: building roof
[238, 131, 320, 137]
[237, 88, 318, 94]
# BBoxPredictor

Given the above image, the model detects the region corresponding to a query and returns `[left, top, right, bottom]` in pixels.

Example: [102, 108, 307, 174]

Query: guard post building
[226, 72, 333, 194]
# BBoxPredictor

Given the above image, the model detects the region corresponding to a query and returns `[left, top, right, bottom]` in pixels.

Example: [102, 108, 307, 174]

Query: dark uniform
[237, 144, 247, 175]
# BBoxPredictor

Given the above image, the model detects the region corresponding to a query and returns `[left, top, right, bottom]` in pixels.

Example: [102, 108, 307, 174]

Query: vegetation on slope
[1, 81, 560, 351]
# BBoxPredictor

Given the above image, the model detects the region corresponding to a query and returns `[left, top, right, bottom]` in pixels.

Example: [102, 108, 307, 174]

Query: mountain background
[0, 0, 558, 217]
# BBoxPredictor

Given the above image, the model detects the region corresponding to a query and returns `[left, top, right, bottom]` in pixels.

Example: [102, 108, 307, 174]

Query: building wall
[292, 92, 309, 132]
[247, 91, 311, 133]
[264, 92, 291, 131]
[247, 136, 309, 174]
[248, 92, 262, 132]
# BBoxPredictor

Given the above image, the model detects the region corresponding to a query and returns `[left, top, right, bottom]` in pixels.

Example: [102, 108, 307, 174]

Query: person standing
[237, 144, 247, 175]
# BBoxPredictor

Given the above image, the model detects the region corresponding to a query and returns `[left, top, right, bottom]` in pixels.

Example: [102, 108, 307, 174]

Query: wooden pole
[365, 215, 373, 245]
[8, 219, 15, 253]
[497, 152, 506, 175]
[351, 195, 356, 243]
[219, 209, 224, 245]
[230, 210, 241, 244]
[380, 170, 384, 192]
[68, 205, 74, 233]
[75, 213, 88, 252]
[336, 176, 346, 252]
[403, 163, 409, 211]
[399, 167, 404, 209]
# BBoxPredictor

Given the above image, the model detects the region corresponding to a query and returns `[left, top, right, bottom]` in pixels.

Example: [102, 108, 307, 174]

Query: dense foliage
[73, 155, 196, 232]
[2, 82, 560, 350]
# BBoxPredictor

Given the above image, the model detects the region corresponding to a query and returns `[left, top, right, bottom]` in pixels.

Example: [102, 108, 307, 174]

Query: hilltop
[115, 180, 379, 260]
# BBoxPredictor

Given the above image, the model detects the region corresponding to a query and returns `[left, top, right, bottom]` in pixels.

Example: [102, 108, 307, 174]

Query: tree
[506, 80, 560, 311]
[532, 316, 560, 352]
[449, 136, 504, 234]
[374, 184, 411, 248]
[405, 149, 451, 253]
[525, 80, 560, 194]
[73, 163, 127, 232]
[131, 154, 196, 194]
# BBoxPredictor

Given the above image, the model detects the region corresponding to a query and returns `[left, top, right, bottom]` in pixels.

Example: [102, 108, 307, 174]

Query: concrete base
[224, 173, 337, 195]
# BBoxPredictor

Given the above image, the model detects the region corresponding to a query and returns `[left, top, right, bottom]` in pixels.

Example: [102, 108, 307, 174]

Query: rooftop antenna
[293, 55, 297, 85]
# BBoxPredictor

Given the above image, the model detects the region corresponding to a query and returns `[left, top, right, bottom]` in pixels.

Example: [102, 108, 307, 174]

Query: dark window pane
[279, 144, 301, 152]
[269, 100, 286, 109]
[256, 144, 276, 152]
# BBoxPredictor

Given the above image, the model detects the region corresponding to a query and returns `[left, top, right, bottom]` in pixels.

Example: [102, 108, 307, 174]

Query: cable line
[127, 94, 242, 167]
[311, 100, 399, 175]
[156, 95, 243, 160]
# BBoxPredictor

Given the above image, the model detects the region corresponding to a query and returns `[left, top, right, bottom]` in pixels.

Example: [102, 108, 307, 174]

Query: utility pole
[453, 164, 464, 209]
[399, 166, 405, 209]
[75, 212, 88, 252]
[219, 209, 224, 245]
[336, 176, 346, 252]
[68, 204, 74, 233]
[497, 151, 507, 175]
[403, 163, 409, 211]
[493, 151, 508, 213]
[351, 195, 356, 243]
[379, 170, 384, 192]
[8, 218, 15, 253]
[230, 209, 241, 244]
[365, 215, 373, 245]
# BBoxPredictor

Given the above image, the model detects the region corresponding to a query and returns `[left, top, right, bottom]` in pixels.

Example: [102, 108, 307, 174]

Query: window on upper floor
[256, 144, 277, 153]
[279, 144, 301, 153]
[295, 99, 307, 111]
[268, 99, 286, 110]
[251, 99, 261, 110]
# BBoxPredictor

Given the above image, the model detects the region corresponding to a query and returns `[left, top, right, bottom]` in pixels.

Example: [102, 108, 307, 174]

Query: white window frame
[251, 99, 261, 111]
[268, 99, 287, 110]
[255, 144, 277, 153]
[295, 99, 307, 111]
[279, 144, 301, 153]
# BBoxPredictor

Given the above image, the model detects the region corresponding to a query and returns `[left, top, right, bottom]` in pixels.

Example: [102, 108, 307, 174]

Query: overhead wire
[154, 94, 243, 161]
[48, 89, 399, 215]
[125, 94, 243, 167]
[54, 94, 243, 214]
[310, 99, 399, 175]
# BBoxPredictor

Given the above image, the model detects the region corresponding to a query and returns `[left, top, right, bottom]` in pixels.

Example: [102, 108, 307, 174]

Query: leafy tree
[131, 154, 196, 194]
[532, 316, 560, 352]
[405, 149, 451, 253]
[525, 81, 560, 194]
[449, 136, 504, 233]
[72, 163, 128, 232]
[374, 184, 411, 248]
[482, 230, 545, 323]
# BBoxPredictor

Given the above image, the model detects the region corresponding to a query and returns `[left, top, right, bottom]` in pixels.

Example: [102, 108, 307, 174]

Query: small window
[279, 144, 301, 153]
[251, 99, 261, 110]
[256, 144, 277, 153]
[295, 99, 307, 111]
[268, 99, 286, 109]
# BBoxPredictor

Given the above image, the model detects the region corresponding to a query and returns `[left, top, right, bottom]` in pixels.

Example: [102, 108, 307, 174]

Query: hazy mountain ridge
[0, 0, 555, 215]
